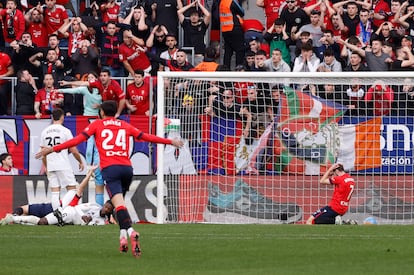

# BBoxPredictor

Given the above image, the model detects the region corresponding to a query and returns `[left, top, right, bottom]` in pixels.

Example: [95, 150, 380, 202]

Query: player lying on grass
[1, 166, 115, 226]
[306, 163, 355, 225]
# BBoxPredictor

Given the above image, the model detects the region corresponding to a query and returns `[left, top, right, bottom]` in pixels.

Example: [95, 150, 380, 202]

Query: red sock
[69, 195, 81, 206]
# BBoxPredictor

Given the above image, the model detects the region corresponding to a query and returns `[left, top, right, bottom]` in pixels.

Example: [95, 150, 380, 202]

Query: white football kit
[40, 123, 77, 188]
[46, 203, 106, 226]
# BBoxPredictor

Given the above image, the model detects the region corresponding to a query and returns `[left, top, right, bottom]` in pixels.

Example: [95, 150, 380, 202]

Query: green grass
[1, 224, 414, 275]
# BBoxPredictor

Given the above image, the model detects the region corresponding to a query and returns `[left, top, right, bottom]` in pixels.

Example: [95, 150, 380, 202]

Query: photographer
[0, 0, 25, 46]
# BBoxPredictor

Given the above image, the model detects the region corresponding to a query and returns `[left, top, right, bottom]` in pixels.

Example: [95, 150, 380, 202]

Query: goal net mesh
[157, 72, 414, 225]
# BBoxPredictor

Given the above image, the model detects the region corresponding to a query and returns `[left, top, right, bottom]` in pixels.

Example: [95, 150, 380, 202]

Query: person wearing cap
[292, 9, 324, 48]
[401, 34, 414, 53]
[306, 163, 356, 224]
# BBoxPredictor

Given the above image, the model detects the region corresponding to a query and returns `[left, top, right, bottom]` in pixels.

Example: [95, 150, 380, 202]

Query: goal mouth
[155, 71, 414, 225]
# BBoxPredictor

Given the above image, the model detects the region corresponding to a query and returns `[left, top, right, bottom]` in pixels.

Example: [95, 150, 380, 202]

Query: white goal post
[156, 71, 414, 225]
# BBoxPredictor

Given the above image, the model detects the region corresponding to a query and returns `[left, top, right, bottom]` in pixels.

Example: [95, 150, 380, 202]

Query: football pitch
[1, 224, 414, 275]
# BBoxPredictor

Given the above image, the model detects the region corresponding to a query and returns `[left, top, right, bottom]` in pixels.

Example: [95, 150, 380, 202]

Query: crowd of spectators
[0, 0, 413, 120]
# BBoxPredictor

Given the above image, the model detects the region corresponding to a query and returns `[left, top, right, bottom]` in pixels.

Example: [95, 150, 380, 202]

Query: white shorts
[47, 170, 77, 189]
[45, 207, 79, 225]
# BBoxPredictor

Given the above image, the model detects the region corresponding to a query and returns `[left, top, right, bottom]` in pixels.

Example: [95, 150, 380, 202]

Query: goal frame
[156, 71, 414, 224]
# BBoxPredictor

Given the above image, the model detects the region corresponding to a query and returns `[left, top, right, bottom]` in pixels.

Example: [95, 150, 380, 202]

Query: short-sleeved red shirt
[34, 89, 64, 115]
[126, 80, 150, 115]
[0, 52, 11, 85]
[329, 173, 355, 215]
[100, 3, 120, 23]
[89, 79, 126, 102]
[43, 5, 68, 34]
[119, 42, 151, 71]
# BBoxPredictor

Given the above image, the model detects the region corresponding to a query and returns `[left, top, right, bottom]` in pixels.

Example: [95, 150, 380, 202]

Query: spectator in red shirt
[24, 6, 49, 48]
[306, 163, 355, 224]
[256, 0, 284, 30]
[100, 0, 120, 23]
[119, 29, 152, 76]
[149, 48, 194, 71]
[0, 0, 26, 45]
[34, 73, 64, 118]
[0, 51, 14, 115]
[59, 69, 127, 118]
[365, 81, 394, 116]
[126, 70, 152, 116]
[41, 0, 69, 40]
[372, 0, 390, 30]
[58, 17, 88, 57]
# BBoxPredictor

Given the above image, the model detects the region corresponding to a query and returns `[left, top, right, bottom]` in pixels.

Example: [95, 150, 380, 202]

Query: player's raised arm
[320, 163, 340, 185]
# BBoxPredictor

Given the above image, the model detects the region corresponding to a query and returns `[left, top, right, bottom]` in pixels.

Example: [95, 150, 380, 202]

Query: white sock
[51, 192, 60, 210]
[13, 215, 40, 225]
[120, 229, 127, 239]
[127, 227, 135, 237]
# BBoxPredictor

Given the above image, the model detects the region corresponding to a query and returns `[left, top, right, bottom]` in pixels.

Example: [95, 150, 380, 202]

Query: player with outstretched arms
[306, 163, 355, 224]
[36, 100, 184, 258]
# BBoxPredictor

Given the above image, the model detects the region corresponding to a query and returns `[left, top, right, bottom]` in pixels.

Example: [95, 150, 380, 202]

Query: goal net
[156, 71, 414, 225]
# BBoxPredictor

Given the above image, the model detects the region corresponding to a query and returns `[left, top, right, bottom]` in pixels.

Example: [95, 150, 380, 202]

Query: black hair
[0, 153, 11, 164]
[100, 68, 111, 76]
[274, 18, 284, 26]
[323, 48, 335, 57]
[204, 46, 216, 59]
[52, 108, 64, 121]
[100, 100, 118, 117]
[134, 69, 145, 76]
[255, 49, 267, 56]
[301, 43, 313, 52]
[335, 164, 345, 172]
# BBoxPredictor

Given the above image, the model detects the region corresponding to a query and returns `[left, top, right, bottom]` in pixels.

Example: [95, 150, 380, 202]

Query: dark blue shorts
[28, 203, 53, 217]
[101, 165, 133, 198]
[312, 206, 340, 224]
